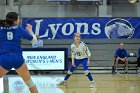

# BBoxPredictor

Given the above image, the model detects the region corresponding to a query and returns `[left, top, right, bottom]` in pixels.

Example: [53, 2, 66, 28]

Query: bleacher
[21, 39, 140, 70]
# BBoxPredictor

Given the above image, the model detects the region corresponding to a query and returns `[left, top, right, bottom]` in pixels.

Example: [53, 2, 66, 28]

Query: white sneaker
[115, 70, 119, 74]
[90, 81, 96, 88]
[57, 81, 67, 87]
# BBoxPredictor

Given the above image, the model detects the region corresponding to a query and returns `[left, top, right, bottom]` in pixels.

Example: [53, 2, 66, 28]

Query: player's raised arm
[25, 24, 37, 44]
[20, 24, 37, 44]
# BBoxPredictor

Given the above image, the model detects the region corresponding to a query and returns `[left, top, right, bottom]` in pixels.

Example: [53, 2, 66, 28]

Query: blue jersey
[116, 48, 127, 58]
[0, 26, 33, 55]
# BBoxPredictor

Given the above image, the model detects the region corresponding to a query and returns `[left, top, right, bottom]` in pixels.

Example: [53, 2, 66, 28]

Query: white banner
[22, 51, 65, 70]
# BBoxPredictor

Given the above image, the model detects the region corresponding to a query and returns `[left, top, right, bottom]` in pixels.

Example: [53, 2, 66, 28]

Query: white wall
[19, 5, 97, 17]
[136, 2, 140, 16]
[0, 0, 6, 5]
[0, 6, 18, 19]
[99, 0, 112, 17]
[112, 4, 137, 17]
[1, 0, 140, 18]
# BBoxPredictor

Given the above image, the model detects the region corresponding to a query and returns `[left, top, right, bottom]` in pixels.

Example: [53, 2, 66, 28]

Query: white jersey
[71, 41, 91, 59]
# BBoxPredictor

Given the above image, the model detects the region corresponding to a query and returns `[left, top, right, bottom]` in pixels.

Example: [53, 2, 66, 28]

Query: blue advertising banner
[22, 18, 140, 39]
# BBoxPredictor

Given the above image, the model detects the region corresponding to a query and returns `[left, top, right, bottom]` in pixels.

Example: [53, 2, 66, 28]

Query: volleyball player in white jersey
[58, 33, 96, 88]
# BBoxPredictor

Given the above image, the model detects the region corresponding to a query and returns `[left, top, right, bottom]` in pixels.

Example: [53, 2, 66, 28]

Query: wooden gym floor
[0, 74, 140, 93]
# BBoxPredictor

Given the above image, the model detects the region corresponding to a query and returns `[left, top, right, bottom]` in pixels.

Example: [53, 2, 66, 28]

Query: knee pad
[84, 70, 89, 76]
[25, 79, 35, 88]
[68, 70, 72, 75]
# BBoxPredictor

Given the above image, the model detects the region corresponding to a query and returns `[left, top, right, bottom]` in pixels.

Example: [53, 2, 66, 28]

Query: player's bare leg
[16, 63, 39, 93]
[57, 65, 76, 87]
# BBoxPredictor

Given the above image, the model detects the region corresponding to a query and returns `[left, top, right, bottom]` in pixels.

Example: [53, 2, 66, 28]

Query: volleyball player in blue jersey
[58, 33, 96, 88]
[0, 12, 38, 93]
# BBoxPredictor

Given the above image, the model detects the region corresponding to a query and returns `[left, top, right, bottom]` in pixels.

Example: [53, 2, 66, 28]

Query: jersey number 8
[7, 32, 13, 40]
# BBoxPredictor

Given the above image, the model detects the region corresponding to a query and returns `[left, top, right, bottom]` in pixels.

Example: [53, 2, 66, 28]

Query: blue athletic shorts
[74, 58, 88, 71]
[0, 53, 24, 71]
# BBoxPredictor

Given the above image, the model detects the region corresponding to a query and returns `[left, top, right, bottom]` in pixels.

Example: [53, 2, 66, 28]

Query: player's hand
[26, 24, 32, 31]
[26, 24, 35, 35]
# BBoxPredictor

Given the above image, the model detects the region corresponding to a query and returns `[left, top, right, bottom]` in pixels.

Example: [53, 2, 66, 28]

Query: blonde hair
[73, 33, 81, 39]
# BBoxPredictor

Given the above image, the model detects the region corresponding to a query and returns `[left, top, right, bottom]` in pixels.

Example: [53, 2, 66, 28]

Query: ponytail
[0, 19, 15, 27]
[0, 20, 6, 26]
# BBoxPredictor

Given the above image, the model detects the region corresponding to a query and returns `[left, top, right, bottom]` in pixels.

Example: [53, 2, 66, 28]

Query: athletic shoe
[90, 81, 96, 88]
[57, 81, 67, 87]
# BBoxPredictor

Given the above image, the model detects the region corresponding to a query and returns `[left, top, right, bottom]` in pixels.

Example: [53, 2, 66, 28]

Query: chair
[127, 52, 138, 72]
[112, 52, 138, 74]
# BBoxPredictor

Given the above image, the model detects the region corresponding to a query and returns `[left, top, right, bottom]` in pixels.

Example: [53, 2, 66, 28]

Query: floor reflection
[6, 75, 64, 93]
[1, 74, 140, 93]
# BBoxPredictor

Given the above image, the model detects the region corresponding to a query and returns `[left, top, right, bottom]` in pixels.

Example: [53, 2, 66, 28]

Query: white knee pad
[84, 70, 89, 76]
[68, 70, 72, 75]
[25, 79, 35, 88]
